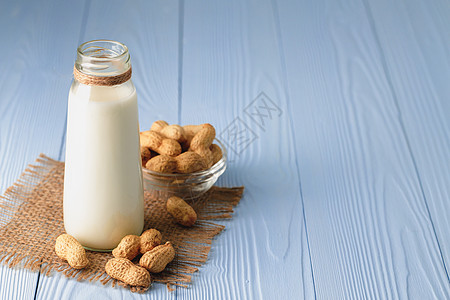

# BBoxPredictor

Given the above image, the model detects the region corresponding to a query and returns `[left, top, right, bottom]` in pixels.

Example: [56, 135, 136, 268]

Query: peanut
[145, 155, 177, 173]
[141, 146, 152, 166]
[112, 229, 162, 259]
[166, 196, 197, 227]
[176, 151, 208, 173]
[141, 122, 221, 171]
[150, 120, 169, 132]
[151, 120, 186, 143]
[194, 147, 214, 168]
[140, 131, 181, 156]
[145, 151, 207, 174]
[55, 234, 89, 269]
[161, 125, 186, 143]
[210, 143, 223, 165]
[112, 235, 141, 260]
[188, 124, 216, 167]
[139, 242, 175, 273]
[140, 229, 162, 254]
[182, 124, 203, 147]
[105, 258, 151, 289]
[189, 123, 215, 151]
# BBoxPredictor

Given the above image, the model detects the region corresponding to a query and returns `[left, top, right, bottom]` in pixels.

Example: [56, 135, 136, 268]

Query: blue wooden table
[1, 0, 449, 299]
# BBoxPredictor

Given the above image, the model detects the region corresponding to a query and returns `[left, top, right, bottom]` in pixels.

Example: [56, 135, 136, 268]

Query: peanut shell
[189, 124, 215, 151]
[193, 147, 214, 169]
[140, 131, 182, 156]
[159, 139, 182, 156]
[112, 235, 141, 260]
[176, 151, 207, 173]
[145, 155, 177, 173]
[210, 144, 223, 165]
[160, 125, 186, 143]
[105, 258, 151, 289]
[150, 120, 169, 132]
[182, 124, 203, 147]
[141, 147, 152, 166]
[140, 229, 162, 254]
[166, 196, 197, 227]
[139, 242, 175, 273]
[55, 234, 89, 269]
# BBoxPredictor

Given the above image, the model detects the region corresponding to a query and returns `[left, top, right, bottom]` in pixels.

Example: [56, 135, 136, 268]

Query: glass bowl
[142, 139, 227, 200]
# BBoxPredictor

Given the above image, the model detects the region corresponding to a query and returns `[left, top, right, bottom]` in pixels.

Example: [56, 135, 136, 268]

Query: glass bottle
[64, 40, 144, 251]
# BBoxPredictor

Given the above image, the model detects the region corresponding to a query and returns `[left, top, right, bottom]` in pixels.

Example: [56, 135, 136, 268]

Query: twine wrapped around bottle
[73, 66, 132, 86]
[0, 154, 244, 292]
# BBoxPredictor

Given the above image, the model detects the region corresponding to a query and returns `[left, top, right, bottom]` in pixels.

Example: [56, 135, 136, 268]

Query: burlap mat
[0, 154, 243, 292]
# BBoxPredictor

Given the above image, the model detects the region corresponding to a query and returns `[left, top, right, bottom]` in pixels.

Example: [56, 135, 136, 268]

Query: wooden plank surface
[179, 0, 314, 299]
[366, 0, 450, 276]
[0, 267, 36, 300]
[276, 0, 450, 298]
[35, 0, 180, 299]
[0, 0, 449, 299]
[0, 0, 86, 298]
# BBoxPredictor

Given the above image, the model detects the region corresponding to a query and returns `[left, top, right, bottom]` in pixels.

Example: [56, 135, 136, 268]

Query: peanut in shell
[139, 242, 175, 273]
[54, 234, 89, 269]
[105, 258, 151, 289]
[112, 235, 141, 260]
[140, 229, 162, 254]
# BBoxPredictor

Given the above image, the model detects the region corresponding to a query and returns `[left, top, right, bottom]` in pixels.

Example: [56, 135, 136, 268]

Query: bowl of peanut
[141, 121, 227, 200]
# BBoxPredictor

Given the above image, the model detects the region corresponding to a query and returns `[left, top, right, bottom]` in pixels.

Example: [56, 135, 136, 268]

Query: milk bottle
[64, 40, 144, 251]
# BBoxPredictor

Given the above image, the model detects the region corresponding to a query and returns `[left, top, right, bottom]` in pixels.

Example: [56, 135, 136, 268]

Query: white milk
[64, 82, 144, 250]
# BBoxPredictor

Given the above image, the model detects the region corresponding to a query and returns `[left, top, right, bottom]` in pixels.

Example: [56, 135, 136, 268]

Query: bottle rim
[74, 40, 131, 81]
[77, 40, 129, 61]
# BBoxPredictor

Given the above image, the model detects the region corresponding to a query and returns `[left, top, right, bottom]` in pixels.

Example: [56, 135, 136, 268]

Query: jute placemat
[0, 154, 243, 292]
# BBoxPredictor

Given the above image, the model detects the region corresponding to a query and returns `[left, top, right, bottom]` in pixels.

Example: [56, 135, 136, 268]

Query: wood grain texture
[366, 0, 450, 277]
[1, 0, 449, 299]
[37, 272, 175, 300]
[78, 0, 180, 130]
[35, 0, 181, 299]
[0, 266, 37, 300]
[0, 0, 86, 299]
[276, 0, 450, 298]
[179, 0, 314, 299]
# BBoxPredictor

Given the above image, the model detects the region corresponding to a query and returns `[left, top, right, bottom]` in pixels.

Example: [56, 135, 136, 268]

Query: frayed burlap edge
[0, 154, 244, 292]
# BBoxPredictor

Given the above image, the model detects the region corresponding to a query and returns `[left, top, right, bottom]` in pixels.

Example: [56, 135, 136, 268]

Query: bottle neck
[75, 40, 131, 77]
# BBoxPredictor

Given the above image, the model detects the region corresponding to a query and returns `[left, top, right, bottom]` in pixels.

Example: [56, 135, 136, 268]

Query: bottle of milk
[64, 40, 144, 251]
